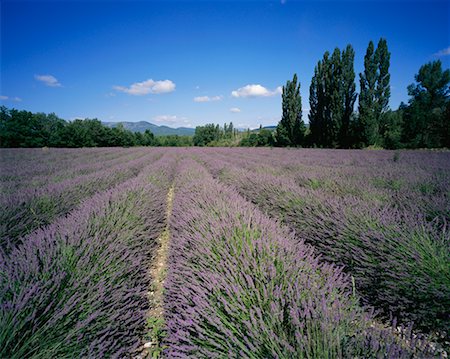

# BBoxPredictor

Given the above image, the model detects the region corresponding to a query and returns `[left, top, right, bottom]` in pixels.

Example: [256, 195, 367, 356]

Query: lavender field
[1, 147, 449, 358]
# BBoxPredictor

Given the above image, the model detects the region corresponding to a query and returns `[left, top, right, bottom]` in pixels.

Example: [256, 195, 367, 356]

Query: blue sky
[1, 0, 449, 129]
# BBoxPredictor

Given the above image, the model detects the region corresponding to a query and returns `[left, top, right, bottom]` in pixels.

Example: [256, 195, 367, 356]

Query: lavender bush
[0, 149, 164, 248]
[196, 148, 450, 336]
[1, 147, 447, 356]
[0, 153, 173, 358]
[1, 147, 150, 192]
[163, 157, 434, 358]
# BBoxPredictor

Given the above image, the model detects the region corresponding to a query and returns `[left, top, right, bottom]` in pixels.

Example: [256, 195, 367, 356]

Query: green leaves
[309, 45, 356, 148]
[357, 38, 391, 147]
[403, 60, 450, 148]
[276, 73, 305, 146]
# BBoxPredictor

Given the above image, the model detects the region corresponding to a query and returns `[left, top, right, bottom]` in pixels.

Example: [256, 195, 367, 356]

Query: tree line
[192, 122, 276, 147]
[1, 39, 448, 149]
[276, 39, 450, 149]
[0, 108, 193, 147]
[192, 122, 238, 146]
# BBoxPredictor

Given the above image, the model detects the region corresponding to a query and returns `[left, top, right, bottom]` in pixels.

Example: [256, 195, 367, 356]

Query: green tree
[375, 39, 391, 116]
[257, 128, 275, 146]
[193, 124, 222, 146]
[240, 133, 259, 146]
[357, 38, 391, 147]
[0, 108, 47, 147]
[380, 107, 404, 149]
[309, 54, 328, 147]
[328, 48, 344, 147]
[340, 45, 357, 148]
[0, 107, 156, 148]
[402, 60, 450, 148]
[276, 73, 305, 146]
[309, 45, 356, 148]
[142, 129, 156, 146]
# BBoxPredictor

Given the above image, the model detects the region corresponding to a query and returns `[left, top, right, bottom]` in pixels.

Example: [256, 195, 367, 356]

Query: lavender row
[197, 150, 450, 336]
[0, 154, 175, 358]
[1, 147, 151, 191]
[0, 147, 121, 181]
[199, 148, 450, 223]
[163, 157, 433, 358]
[0, 149, 164, 248]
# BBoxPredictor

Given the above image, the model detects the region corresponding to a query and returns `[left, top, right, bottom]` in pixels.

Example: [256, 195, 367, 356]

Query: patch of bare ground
[138, 185, 174, 358]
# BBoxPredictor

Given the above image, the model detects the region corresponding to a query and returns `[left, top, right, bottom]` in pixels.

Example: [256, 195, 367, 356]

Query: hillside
[103, 121, 195, 136]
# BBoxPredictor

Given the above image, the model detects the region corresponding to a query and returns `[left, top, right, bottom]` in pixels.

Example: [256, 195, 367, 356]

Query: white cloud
[35, 74, 62, 87]
[0, 95, 22, 102]
[114, 79, 175, 95]
[231, 84, 282, 98]
[193, 95, 223, 102]
[434, 46, 450, 57]
[230, 107, 241, 113]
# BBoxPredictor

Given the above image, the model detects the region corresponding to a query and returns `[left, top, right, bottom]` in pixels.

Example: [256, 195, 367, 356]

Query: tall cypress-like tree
[309, 52, 330, 147]
[358, 41, 378, 146]
[309, 45, 356, 148]
[358, 38, 391, 147]
[309, 61, 321, 146]
[329, 48, 343, 147]
[276, 73, 305, 146]
[375, 39, 391, 115]
[340, 45, 357, 148]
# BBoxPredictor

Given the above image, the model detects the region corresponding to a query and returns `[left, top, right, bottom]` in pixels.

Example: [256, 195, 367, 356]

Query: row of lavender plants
[0, 152, 175, 358]
[0, 148, 164, 249]
[1, 147, 151, 191]
[204, 148, 449, 223]
[163, 156, 435, 358]
[0, 147, 120, 182]
[196, 148, 450, 338]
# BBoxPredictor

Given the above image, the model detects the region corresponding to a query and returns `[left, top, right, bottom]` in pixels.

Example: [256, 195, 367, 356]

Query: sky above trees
[1, 0, 449, 129]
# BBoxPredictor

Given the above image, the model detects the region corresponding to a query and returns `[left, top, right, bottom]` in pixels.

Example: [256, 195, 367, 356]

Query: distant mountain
[247, 125, 277, 133]
[103, 121, 195, 136]
[237, 125, 277, 132]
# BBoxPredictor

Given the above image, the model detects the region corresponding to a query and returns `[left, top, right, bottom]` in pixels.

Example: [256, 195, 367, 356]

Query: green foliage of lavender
[1, 148, 447, 357]
[163, 157, 434, 357]
[196, 147, 450, 336]
[0, 149, 163, 248]
[0, 151, 172, 357]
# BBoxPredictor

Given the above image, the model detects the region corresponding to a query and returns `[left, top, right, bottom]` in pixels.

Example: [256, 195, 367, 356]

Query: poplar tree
[309, 45, 356, 148]
[375, 39, 391, 115]
[276, 73, 305, 146]
[309, 52, 330, 147]
[358, 38, 391, 146]
[358, 41, 378, 145]
[329, 48, 343, 147]
[340, 45, 357, 147]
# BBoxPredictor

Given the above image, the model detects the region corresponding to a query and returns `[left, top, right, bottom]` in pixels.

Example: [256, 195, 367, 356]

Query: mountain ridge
[103, 121, 195, 136]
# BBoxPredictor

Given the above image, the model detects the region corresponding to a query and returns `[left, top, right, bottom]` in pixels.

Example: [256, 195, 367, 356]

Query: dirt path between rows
[142, 185, 174, 358]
